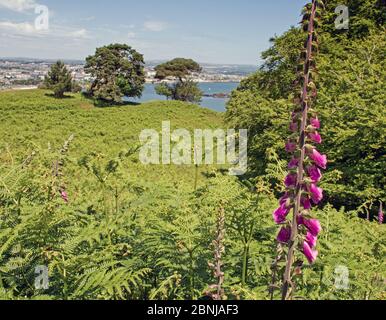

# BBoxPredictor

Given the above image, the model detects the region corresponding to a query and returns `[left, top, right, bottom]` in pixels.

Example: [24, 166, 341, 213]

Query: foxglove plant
[379, 202, 384, 225]
[207, 204, 226, 300]
[272, 0, 327, 300]
[53, 134, 74, 204]
[213, 207, 225, 300]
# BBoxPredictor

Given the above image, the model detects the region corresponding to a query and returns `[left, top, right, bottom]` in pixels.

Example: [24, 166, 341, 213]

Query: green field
[0, 90, 384, 300]
[0, 90, 224, 188]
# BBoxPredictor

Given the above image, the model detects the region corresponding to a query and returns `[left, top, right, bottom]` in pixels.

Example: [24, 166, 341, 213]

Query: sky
[0, 0, 307, 65]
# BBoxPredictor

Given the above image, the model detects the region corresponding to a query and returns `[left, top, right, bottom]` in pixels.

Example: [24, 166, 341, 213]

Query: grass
[0, 89, 384, 300]
[0, 89, 224, 190]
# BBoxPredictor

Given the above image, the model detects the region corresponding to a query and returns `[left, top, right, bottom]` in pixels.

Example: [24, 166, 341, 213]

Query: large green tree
[226, 0, 386, 211]
[154, 58, 203, 103]
[85, 44, 145, 103]
[44, 61, 73, 98]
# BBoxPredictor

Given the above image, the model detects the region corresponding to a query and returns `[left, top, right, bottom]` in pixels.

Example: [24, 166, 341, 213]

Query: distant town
[0, 58, 257, 90]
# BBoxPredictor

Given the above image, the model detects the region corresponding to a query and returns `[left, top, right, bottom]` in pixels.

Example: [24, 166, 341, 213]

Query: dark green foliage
[321, 0, 386, 38]
[154, 58, 203, 103]
[85, 43, 145, 104]
[155, 81, 203, 103]
[43, 61, 73, 98]
[155, 83, 173, 100]
[155, 58, 202, 81]
[226, 1, 386, 211]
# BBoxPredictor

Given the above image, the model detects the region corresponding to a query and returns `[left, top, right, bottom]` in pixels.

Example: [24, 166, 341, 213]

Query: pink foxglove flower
[379, 203, 384, 225]
[309, 184, 324, 204]
[305, 232, 317, 248]
[61, 191, 69, 203]
[284, 174, 297, 188]
[279, 193, 289, 205]
[309, 132, 322, 144]
[310, 117, 321, 129]
[273, 204, 290, 224]
[309, 149, 327, 169]
[288, 158, 299, 170]
[279, 193, 292, 208]
[277, 227, 291, 243]
[277, 1, 326, 296]
[303, 242, 318, 264]
[301, 196, 312, 210]
[308, 165, 322, 183]
[285, 141, 297, 153]
[299, 218, 322, 237]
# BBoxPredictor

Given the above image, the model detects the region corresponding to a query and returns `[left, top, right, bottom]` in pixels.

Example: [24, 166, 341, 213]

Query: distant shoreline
[2, 81, 241, 91]
[0, 85, 39, 91]
[145, 80, 241, 84]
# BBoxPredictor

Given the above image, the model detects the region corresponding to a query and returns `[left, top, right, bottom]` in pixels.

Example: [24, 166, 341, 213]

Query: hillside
[0, 89, 224, 189]
[0, 89, 384, 300]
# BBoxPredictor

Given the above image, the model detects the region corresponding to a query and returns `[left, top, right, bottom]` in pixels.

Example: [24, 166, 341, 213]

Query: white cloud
[69, 28, 88, 38]
[0, 20, 90, 39]
[80, 16, 95, 22]
[143, 20, 168, 32]
[119, 23, 135, 29]
[127, 31, 136, 38]
[0, 21, 36, 33]
[0, 0, 38, 12]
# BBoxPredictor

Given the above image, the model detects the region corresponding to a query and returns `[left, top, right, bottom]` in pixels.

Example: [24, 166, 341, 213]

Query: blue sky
[0, 0, 306, 64]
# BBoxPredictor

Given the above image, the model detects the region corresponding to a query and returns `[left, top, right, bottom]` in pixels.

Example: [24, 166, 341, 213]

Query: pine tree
[44, 61, 73, 98]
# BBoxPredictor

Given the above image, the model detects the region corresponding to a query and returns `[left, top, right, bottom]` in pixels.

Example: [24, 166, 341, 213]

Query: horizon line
[0, 56, 260, 67]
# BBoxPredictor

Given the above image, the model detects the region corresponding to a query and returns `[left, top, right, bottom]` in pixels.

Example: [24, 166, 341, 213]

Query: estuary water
[129, 82, 239, 112]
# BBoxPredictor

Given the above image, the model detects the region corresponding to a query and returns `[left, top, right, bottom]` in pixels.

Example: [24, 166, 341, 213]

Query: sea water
[129, 82, 239, 112]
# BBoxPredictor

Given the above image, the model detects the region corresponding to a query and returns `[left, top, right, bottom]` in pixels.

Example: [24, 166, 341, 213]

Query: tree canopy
[226, 0, 386, 212]
[85, 44, 145, 104]
[155, 58, 202, 81]
[154, 58, 203, 103]
[43, 61, 73, 98]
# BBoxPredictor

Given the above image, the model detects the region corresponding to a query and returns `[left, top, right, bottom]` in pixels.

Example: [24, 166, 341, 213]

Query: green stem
[102, 183, 112, 244]
[194, 164, 199, 191]
[241, 243, 249, 287]
[114, 186, 119, 215]
[189, 250, 195, 299]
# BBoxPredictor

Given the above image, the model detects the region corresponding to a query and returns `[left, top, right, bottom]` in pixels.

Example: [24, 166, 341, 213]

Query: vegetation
[85, 44, 146, 104]
[0, 89, 384, 300]
[155, 58, 203, 103]
[43, 61, 73, 98]
[0, 0, 384, 301]
[226, 0, 386, 214]
[269, 0, 327, 300]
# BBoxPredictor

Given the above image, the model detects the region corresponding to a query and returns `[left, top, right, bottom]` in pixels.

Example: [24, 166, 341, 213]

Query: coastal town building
[0, 59, 252, 90]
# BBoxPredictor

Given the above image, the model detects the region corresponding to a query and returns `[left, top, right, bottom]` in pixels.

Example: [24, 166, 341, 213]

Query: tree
[154, 83, 173, 100]
[44, 61, 73, 98]
[226, 0, 386, 211]
[85, 44, 145, 103]
[154, 58, 203, 103]
[71, 81, 82, 93]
